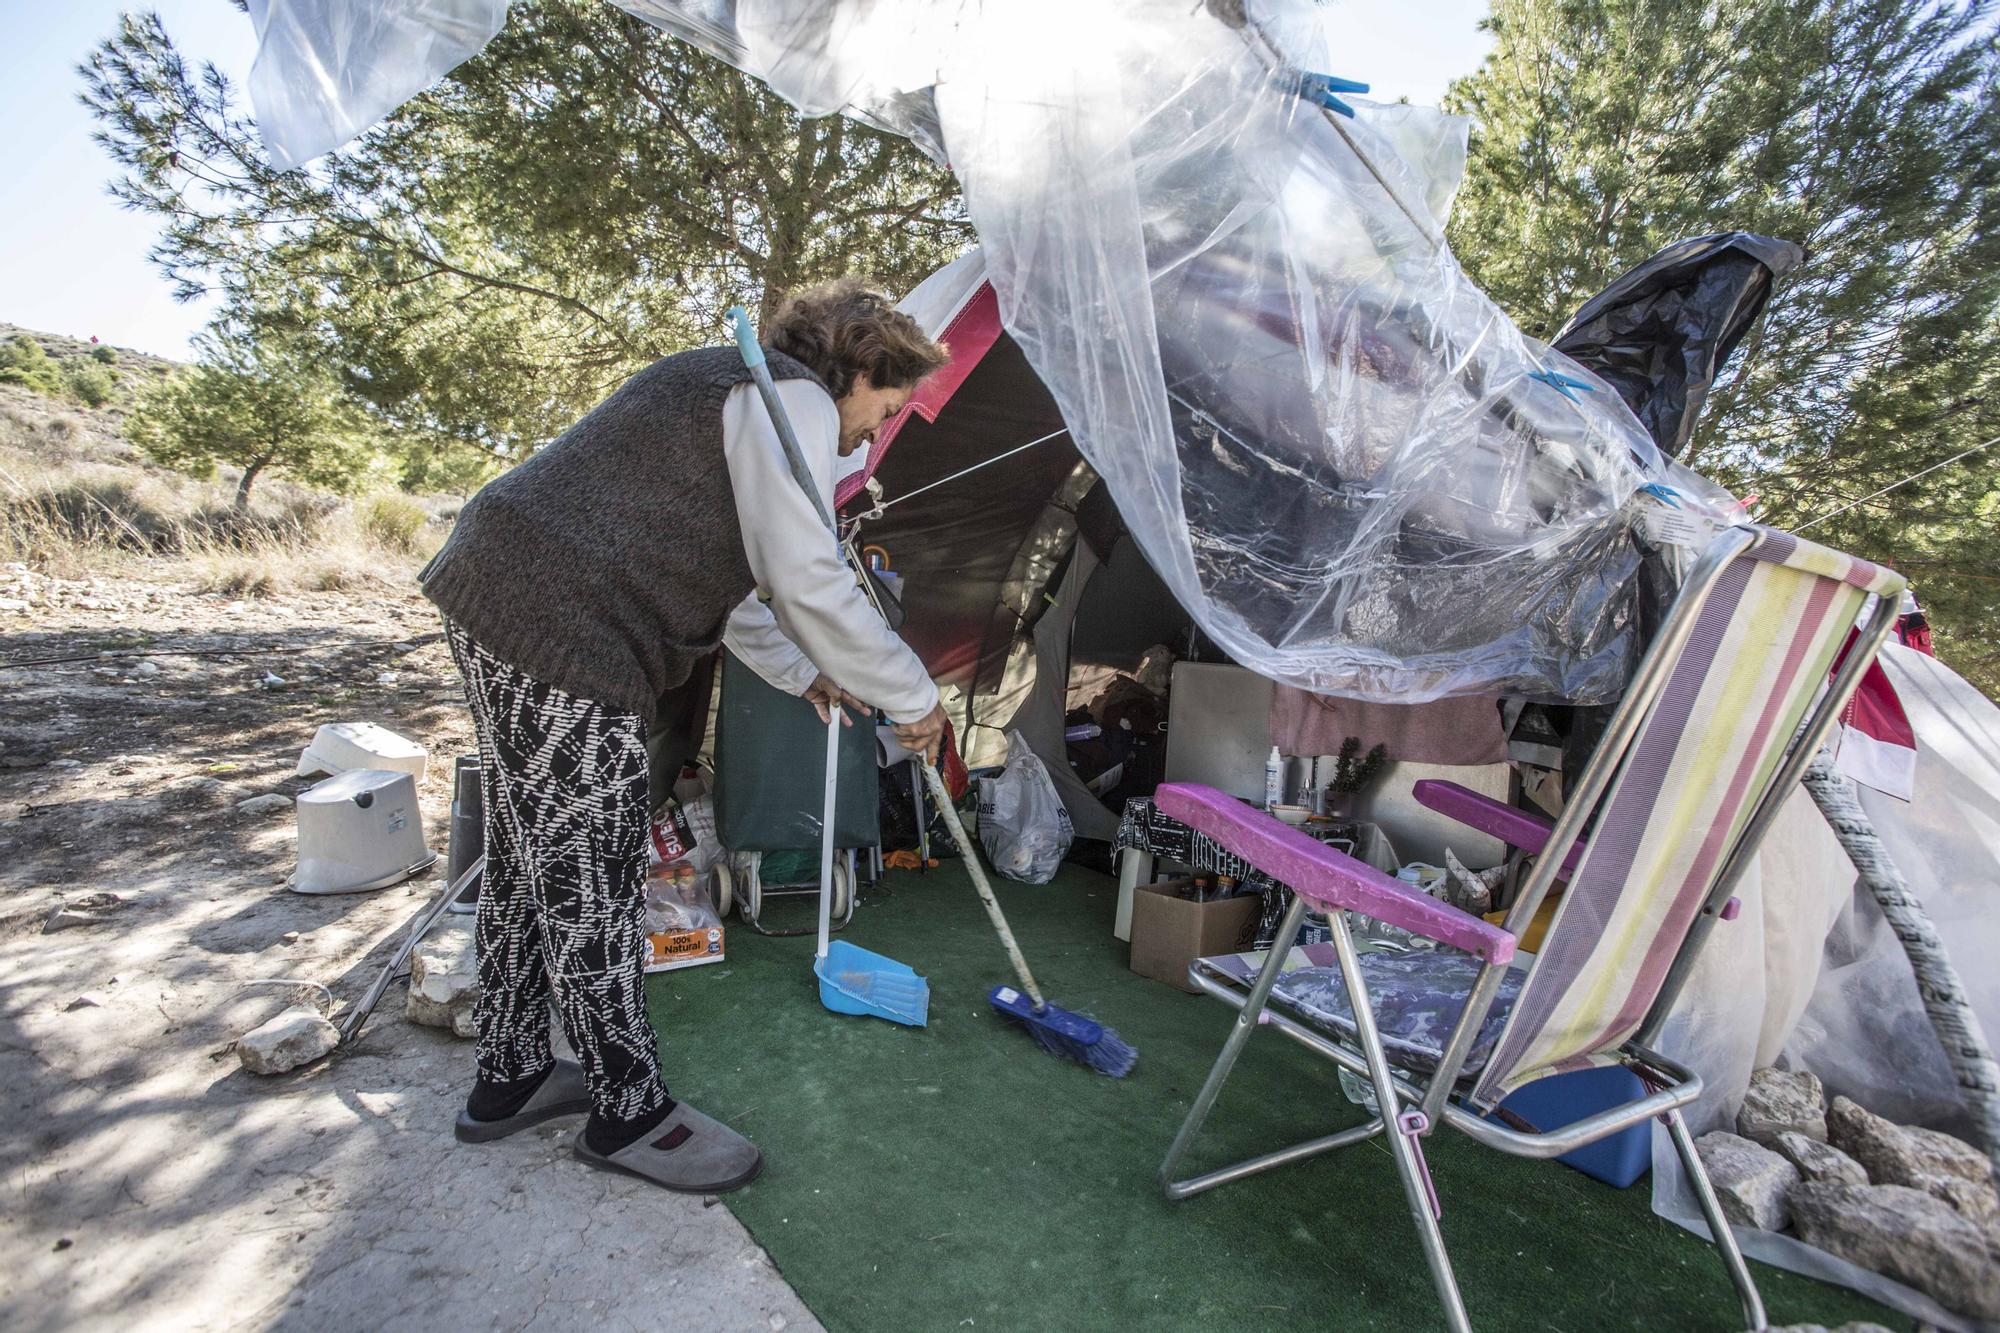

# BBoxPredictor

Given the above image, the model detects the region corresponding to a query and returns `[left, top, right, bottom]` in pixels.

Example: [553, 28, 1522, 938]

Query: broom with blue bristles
[920, 754, 1137, 1078]
[727, 304, 1135, 1078]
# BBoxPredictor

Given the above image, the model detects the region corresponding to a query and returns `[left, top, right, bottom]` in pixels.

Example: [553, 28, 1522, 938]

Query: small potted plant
[1321, 736, 1387, 820]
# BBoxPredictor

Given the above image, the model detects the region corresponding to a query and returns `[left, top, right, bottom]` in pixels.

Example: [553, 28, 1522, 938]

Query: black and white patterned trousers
[443, 620, 670, 1126]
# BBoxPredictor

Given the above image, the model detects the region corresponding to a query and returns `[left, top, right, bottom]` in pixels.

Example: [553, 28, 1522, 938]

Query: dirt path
[0, 567, 817, 1332]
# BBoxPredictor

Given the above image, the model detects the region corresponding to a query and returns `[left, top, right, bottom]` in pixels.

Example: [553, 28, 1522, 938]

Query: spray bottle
[1264, 746, 1284, 809]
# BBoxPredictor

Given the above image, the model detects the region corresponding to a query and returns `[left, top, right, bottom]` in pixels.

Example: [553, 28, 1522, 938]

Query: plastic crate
[1489, 1066, 1652, 1188]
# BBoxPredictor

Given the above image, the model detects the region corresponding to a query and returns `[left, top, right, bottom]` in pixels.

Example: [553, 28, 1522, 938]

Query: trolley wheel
[711, 861, 734, 917]
[740, 853, 763, 923]
[831, 857, 854, 918]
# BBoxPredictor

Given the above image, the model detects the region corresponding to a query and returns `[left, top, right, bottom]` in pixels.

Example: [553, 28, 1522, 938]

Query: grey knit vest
[419, 345, 826, 721]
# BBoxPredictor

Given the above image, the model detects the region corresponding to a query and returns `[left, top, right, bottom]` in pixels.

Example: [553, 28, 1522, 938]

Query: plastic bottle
[1264, 746, 1283, 809]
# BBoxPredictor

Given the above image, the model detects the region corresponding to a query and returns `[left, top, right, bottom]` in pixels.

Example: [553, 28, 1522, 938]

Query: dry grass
[353, 492, 429, 553]
[0, 406, 446, 595]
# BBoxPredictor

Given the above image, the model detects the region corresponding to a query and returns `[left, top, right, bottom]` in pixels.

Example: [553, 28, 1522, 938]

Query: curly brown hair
[765, 278, 949, 399]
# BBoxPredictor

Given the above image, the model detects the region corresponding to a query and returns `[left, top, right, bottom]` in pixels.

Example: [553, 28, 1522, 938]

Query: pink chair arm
[1412, 779, 1586, 878]
[1154, 783, 1516, 966]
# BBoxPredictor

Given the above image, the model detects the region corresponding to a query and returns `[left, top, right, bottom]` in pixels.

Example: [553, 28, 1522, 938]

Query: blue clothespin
[1528, 365, 1597, 402]
[1638, 482, 1683, 508]
[1298, 72, 1369, 118]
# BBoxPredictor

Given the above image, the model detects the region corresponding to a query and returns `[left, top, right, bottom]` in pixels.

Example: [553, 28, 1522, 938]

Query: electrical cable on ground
[0, 633, 443, 671]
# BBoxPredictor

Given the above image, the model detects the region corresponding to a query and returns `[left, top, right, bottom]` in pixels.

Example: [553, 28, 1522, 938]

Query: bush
[64, 363, 116, 408]
[9, 475, 181, 551]
[186, 502, 316, 550]
[0, 336, 63, 396]
[90, 345, 118, 365]
[354, 492, 427, 552]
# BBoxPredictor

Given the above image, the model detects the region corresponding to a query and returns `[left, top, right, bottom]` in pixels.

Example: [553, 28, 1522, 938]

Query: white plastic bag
[976, 731, 1073, 883]
[647, 795, 721, 875]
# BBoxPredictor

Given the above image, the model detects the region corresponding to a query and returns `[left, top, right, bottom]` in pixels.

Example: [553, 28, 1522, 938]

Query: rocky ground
[0, 565, 816, 1331]
[1697, 1067, 2000, 1326]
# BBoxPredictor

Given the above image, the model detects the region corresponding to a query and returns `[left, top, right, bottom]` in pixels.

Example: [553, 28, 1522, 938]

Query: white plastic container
[291, 768, 437, 895]
[296, 721, 428, 782]
[1263, 746, 1283, 809]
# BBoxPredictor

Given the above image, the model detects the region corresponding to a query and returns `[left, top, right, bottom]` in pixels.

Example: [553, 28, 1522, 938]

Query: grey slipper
[454, 1059, 591, 1144]
[572, 1100, 764, 1194]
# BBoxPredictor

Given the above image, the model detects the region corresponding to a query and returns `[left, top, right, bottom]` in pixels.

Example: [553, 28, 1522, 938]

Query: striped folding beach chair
[1155, 524, 1905, 1332]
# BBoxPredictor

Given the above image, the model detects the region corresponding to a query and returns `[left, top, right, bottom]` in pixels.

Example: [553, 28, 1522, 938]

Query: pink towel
[1269, 687, 1506, 766]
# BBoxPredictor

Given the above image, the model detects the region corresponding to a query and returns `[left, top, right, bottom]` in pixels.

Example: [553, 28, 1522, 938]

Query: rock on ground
[1738, 1067, 1828, 1146]
[1773, 1131, 1869, 1187]
[234, 792, 294, 816]
[1790, 1181, 2000, 1322]
[43, 908, 111, 934]
[1826, 1095, 1999, 1223]
[1695, 1131, 1800, 1231]
[238, 1005, 339, 1075]
[407, 926, 479, 1038]
[1908, 1171, 2000, 1229]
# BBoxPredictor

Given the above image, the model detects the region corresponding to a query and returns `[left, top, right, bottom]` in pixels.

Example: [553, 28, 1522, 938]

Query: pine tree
[1447, 0, 2000, 692]
[132, 326, 375, 510]
[79, 2, 971, 463]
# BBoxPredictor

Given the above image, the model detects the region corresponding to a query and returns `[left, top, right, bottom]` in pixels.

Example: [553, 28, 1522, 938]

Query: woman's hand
[893, 700, 948, 764]
[804, 674, 859, 726]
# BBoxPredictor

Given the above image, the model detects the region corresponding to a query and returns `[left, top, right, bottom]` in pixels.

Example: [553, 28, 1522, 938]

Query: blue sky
[0, 1, 1495, 360]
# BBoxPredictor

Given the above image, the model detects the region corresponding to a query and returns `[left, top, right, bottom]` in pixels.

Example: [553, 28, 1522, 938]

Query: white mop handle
[815, 709, 840, 961]
[921, 761, 1045, 1010]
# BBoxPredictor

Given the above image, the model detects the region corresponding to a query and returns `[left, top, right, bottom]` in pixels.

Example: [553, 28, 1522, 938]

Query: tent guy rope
[1796, 434, 2000, 534]
[872, 427, 1071, 513]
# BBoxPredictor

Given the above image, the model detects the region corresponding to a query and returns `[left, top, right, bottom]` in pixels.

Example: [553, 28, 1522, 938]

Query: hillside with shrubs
[0, 325, 466, 598]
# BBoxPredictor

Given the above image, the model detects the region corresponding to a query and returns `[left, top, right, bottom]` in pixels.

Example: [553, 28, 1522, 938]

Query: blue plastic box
[1489, 1065, 1652, 1188]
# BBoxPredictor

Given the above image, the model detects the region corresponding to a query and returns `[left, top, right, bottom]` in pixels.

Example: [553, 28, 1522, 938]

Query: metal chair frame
[1158, 525, 1906, 1332]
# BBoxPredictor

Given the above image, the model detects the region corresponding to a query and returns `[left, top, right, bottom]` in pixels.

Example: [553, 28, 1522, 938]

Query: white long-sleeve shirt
[719, 378, 939, 724]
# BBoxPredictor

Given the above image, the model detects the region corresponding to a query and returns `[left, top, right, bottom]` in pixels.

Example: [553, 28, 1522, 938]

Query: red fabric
[1268, 687, 1506, 765]
[1827, 629, 1917, 799]
[938, 720, 970, 801]
[836, 282, 1006, 510]
[1898, 617, 1934, 656]
[1832, 632, 1916, 753]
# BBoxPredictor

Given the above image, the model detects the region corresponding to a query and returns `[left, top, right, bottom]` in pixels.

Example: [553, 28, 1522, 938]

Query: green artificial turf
[646, 864, 1902, 1332]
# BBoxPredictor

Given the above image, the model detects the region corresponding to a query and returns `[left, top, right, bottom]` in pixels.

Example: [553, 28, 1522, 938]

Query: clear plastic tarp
[248, 0, 1736, 704]
[244, 0, 511, 172]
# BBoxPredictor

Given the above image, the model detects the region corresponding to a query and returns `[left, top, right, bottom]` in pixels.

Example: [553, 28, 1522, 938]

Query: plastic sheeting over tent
[854, 232, 1808, 699]
[854, 234, 1804, 837]
[246, 0, 1742, 706]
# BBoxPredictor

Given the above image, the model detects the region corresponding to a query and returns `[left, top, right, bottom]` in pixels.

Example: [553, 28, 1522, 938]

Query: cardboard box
[1128, 878, 1261, 993]
[644, 924, 726, 973]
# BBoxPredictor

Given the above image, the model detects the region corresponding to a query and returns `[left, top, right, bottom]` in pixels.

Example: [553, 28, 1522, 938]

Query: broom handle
[815, 709, 840, 961]
[922, 761, 1046, 1011]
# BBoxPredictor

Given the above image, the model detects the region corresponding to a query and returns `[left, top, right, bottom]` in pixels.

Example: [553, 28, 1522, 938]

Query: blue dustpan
[815, 939, 930, 1027]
